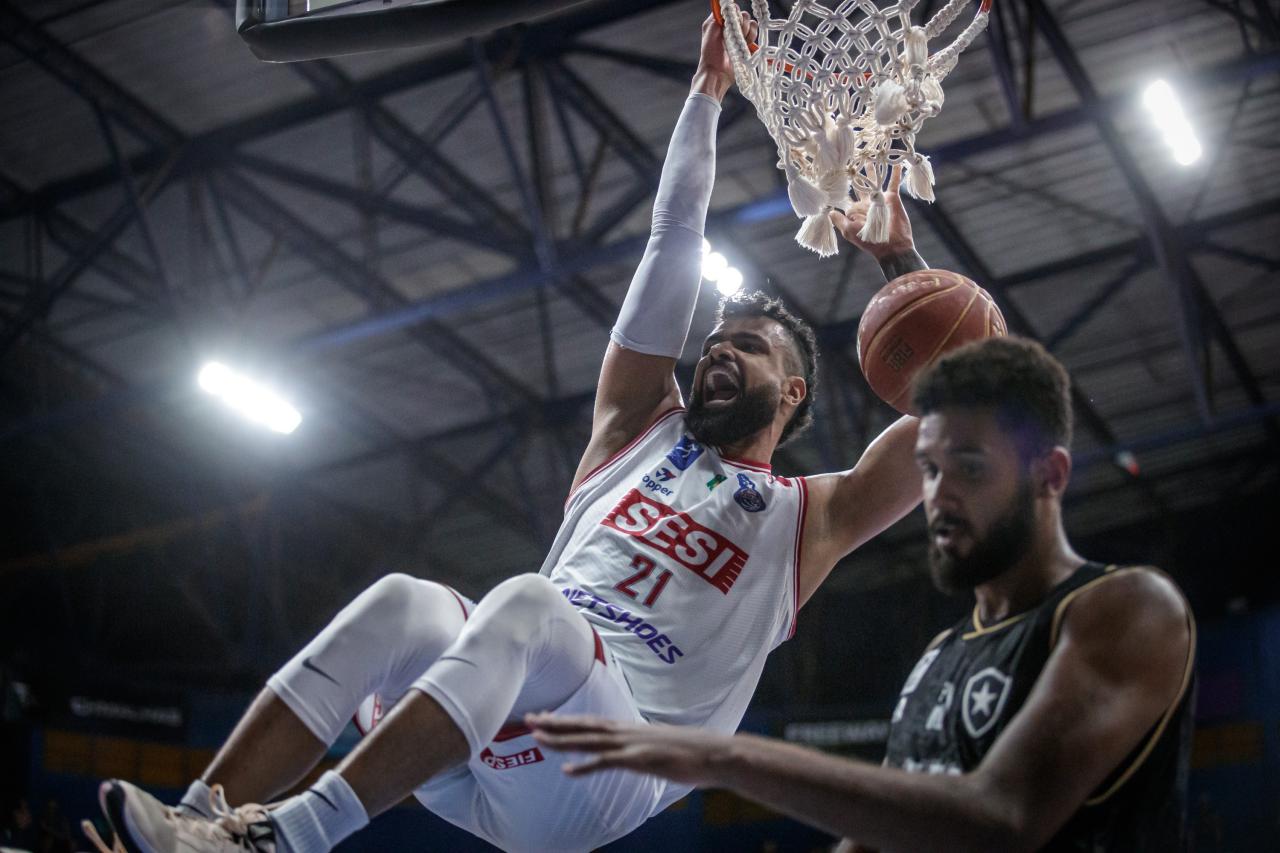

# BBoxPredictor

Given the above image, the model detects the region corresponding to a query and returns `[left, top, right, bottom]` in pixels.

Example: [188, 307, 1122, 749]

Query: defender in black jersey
[532, 335, 1196, 853]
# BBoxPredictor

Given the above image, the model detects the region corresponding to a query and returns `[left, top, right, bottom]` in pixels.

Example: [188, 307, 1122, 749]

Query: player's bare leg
[199, 689, 328, 806]
[332, 691, 468, 818]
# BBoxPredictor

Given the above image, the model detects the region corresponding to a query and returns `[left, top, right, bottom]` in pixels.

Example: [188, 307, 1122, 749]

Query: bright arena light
[1142, 79, 1202, 166]
[702, 250, 729, 282]
[197, 361, 301, 434]
[717, 266, 744, 297]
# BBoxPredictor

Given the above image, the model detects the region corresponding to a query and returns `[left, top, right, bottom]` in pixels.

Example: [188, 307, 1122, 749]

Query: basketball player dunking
[532, 337, 1197, 852]
[91, 16, 934, 853]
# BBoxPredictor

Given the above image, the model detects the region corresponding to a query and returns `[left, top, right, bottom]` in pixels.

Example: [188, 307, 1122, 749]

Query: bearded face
[927, 474, 1036, 594]
[686, 316, 801, 450]
[687, 380, 780, 448]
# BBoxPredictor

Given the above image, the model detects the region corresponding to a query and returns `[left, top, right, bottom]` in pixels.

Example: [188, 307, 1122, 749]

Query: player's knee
[490, 573, 560, 612]
[477, 573, 562, 643]
[355, 573, 458, 652]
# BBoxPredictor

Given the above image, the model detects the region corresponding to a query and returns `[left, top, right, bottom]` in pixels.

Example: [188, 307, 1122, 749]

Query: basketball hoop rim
[709, 0, 994, 43]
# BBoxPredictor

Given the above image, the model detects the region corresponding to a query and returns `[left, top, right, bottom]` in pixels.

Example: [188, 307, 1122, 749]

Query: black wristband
[877, 249, 928, 283]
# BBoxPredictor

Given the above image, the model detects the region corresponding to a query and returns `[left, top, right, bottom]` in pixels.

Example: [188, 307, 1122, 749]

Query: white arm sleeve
[610, 92, 720, 359]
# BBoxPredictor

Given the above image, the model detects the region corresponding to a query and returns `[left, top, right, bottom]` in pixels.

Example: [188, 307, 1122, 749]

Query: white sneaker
[98, 779, 277, 853]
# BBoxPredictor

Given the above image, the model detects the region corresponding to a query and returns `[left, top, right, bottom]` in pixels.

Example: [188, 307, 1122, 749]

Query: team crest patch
[733, 473, 766, 512]
[666, 435, 704, 471]
[961, 667, 1012, 738]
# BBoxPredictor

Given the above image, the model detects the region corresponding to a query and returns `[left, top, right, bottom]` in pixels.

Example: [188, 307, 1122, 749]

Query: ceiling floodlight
[197, 361, 301, 434]
[717, 266, 744, 297]
[702, 237, 711, 255]
[1142, 79, 1202, 166]
[702, 251, 729, 282]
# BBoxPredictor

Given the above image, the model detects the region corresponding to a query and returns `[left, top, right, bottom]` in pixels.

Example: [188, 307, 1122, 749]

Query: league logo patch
[706, 474, 727, 491]
[961, 667, 1012, 738]
[666, 435, 704, 471]
[733, 473, 766, 512]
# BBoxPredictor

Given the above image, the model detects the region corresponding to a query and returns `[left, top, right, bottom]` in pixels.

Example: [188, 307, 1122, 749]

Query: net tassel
[904, 26, 929, 68]
[832, 117, 859, 168]
[797, 212, 839, 257]
[920, 75, 945, 111]
[823, 171, 853, 211]
[816, 114, 847, 173]
[904, 155, 935, 202]
[785, 163, 829, 217]
[874, 80, 910, 126]
[858, 190, 891, 243]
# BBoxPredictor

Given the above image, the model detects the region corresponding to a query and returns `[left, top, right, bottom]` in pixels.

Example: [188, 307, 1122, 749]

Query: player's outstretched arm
[797, 417, 922, 604]
[529, 568, 1193, 853]
[572, 15, 751, 493]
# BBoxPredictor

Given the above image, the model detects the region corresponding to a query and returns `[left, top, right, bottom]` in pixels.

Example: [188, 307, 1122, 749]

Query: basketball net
[716, 0, 992, 256]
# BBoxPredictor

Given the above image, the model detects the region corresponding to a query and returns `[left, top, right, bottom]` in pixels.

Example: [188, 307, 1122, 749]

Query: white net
[717, 0, 991, 255]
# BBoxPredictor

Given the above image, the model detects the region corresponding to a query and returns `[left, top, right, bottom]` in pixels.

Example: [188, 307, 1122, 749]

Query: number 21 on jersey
[614, 554, 672, 608]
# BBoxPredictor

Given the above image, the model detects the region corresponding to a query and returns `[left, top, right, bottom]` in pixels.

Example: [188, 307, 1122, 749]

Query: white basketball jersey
[541, 407, 807, 738]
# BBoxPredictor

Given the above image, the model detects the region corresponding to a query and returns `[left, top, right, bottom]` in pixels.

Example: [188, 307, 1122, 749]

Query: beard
[687, 382, 779, 448]
[928, 476, 1036, 595]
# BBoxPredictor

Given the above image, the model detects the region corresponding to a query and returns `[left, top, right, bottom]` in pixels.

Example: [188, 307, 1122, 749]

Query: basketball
[857, 269, 1008, 414]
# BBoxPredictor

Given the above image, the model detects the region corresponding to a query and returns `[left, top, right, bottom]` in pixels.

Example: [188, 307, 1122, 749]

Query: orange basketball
[857, 269, 1008, 414]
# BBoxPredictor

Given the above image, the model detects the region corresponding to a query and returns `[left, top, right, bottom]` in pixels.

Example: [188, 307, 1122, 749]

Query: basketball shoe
[96, 779, 276, 853]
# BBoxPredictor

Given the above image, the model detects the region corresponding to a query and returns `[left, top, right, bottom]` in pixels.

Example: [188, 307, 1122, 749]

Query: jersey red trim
[787, 476, 809, 640]
[719, 453, 772, 473]
[564, 406, 686, 510]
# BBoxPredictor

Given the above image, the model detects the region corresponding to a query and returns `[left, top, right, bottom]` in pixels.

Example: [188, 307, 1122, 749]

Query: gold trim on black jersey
[1047, 565, 1197, 807]
[962, 605, 1029, 639]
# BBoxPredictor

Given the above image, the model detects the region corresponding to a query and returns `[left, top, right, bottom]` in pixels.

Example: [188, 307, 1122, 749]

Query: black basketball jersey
[883, 562, 1196, 852]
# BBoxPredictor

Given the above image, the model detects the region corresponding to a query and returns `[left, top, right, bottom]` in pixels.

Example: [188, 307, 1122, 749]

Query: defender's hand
[528, 712, 733, 787]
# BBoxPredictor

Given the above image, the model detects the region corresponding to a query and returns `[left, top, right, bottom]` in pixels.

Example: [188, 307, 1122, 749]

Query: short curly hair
[912, 336, 1073, 461]
[717, 290, 819, 447]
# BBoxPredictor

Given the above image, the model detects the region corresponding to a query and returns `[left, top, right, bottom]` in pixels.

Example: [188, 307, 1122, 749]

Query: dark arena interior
[1, 1, 1278, 850]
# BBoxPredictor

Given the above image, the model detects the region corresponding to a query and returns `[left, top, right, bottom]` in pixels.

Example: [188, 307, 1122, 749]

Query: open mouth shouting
[704, 365, 740, 404]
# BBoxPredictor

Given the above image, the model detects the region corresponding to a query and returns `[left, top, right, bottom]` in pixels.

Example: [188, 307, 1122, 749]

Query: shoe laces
[209, 783, 274, 849]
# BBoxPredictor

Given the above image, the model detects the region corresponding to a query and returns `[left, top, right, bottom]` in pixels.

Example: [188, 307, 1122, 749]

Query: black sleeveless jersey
[883, 562, 1196, 852]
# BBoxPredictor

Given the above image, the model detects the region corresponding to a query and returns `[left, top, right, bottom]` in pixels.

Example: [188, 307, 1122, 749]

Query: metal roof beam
[0, 153, 181, 360]
[912, 201, 1132, 460]
[212, 168, 538, 405]
[288, 59, 532, 249]
[0, 0, 182, 149]
[985, 0, 1024, 129]
[5, 44, 1276, 222]
[235, 153, 517, 256]
[1030, 0, 1277, 442]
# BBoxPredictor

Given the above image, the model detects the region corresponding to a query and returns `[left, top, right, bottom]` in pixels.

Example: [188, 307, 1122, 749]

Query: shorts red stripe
[492, 722, 532, 743]
[593, 628, 606, 665]
[442, 584, 470, 620]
